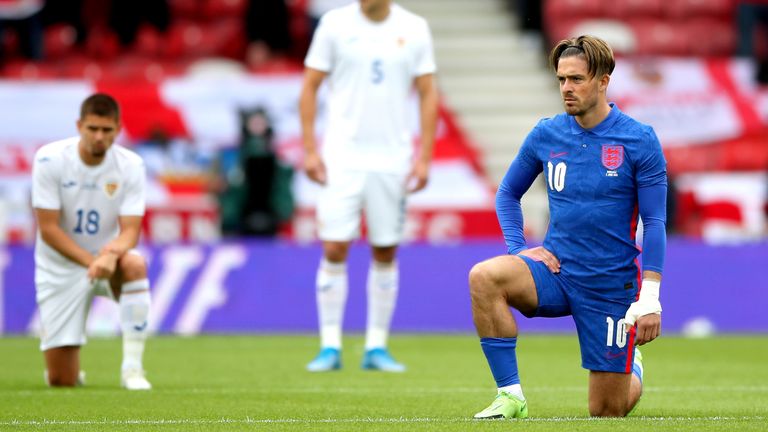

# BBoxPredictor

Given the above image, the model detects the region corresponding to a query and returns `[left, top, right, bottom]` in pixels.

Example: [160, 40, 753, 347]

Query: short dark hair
[549, 35, 615, 79]
[80, 93, 120, 121]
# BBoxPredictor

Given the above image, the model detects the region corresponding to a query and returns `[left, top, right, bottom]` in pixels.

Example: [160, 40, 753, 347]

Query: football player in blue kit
[470, 35, 667, 418]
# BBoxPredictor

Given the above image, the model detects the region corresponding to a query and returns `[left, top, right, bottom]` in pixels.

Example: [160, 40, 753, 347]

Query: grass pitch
[1, 334, 766, 431]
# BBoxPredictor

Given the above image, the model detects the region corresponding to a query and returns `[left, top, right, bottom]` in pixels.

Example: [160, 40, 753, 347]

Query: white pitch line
[4, 385, 768, 397]
[1, 416, 765, 426]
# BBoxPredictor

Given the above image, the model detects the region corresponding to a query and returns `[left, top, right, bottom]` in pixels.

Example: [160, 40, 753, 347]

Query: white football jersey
[31, 137, 146, 281]
[305, 2, 436, 173]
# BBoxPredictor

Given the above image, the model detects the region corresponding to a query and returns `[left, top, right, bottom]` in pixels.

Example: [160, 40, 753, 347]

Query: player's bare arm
[408, 73, 438, 193]
[518, 246, 561, 274]
[299, 67, 329, 185]
[99, 215, 143, 257]
[89, 215, 143, 279]
[34, 208, 95, 267]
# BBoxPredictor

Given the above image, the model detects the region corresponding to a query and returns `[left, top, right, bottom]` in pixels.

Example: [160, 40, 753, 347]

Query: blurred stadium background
[0, 0, 767, 341]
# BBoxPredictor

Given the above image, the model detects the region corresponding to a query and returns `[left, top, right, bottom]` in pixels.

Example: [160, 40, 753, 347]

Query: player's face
[77, 114, 120, 165]
[556, 55, 606, 117]
[359, 0, 390, 16]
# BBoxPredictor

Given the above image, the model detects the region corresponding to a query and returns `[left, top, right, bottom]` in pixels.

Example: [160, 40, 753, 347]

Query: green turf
[1, 334, 766, 431]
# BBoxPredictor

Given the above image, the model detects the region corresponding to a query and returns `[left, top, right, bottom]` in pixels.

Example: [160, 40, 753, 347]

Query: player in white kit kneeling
[32, 93, 152, 390]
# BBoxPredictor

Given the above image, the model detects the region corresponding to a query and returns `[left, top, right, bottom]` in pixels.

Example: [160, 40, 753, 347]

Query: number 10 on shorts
[605, 316, 627, 348]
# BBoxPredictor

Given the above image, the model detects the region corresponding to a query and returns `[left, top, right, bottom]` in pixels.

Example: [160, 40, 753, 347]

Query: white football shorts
[316, 169, 408, 246]
[35, 250, 140, 351]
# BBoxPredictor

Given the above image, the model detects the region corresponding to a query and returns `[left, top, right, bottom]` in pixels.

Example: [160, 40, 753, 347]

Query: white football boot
[121, 368, 152, 390]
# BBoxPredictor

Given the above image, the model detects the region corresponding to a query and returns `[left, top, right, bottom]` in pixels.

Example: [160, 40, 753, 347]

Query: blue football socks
[480, 337, 520, 387]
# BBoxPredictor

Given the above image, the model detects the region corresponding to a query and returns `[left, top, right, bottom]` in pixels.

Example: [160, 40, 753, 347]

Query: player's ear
[599, 74, 610, 92]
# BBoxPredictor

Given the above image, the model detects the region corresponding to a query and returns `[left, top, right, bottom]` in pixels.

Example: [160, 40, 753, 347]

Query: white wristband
[639, 279, 660, 302]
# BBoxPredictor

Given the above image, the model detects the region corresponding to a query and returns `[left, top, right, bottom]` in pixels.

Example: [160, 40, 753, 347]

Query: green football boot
[473, 391, 528, 419]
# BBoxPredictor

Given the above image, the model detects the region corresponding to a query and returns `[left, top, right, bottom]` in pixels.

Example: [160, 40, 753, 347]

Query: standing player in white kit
[31, 93, 152, 389]
[299, 0, 438, 371]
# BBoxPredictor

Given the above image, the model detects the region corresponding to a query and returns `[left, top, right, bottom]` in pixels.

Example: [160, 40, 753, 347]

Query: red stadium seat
[201, 0, 247, 19]
[164, 21, 214, 58]
[685, 18, 737, 56]
[209, 18, 246, 59]
[168, 0, 201, 19]
[630, 19, 689, 56]
[43, 24, 78, 59]
[665, 0, 735, 19]
[58, 56, 104, 79]
[132, 24, 165, 58]
[85, 26, 121, 59]
[1, 60, 58, 79]
[544, 16, 584, 43]
[545, 0, 607, 19]
[608, 0, 664, 18]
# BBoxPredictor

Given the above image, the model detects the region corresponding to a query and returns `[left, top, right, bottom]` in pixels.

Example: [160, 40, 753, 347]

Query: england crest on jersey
[601, 145, 624, 170]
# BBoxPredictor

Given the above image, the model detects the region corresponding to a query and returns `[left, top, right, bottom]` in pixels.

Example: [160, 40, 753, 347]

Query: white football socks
[365, 260, 399, 350]
[498, 384, 525, 401]
[120, 279, 151, 372]
[316, 258, 348, 350]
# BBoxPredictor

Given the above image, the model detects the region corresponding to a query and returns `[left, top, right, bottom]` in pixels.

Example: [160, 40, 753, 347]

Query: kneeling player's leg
[44, 346, 81, 386]
[574, 291, 638, 416]
[111, 253, 151, 389]
[589, 371, 631, 416]
[38, 277, 91, 387]
[469, 255, 540, 418]
[469, 255, 538, 337]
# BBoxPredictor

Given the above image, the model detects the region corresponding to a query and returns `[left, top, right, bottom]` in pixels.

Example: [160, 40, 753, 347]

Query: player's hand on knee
[623, 279, 662, 344]
[87, 253, 117, 279]
[518, 247, 560, 274]
[633, 313, 661, 345]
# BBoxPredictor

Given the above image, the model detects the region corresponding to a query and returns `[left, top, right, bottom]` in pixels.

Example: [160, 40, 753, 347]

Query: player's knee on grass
[589, 397, 630, 417]
[45, 347, 81, 387]
[47, 370, 79, 387]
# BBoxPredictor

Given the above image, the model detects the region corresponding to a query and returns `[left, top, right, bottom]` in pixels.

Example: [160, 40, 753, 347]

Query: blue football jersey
[498, 104, 667, 287]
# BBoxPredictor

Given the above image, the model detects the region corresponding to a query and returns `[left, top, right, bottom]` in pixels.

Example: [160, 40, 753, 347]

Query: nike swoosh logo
[133, 321, 148, 332]
[549, 151, 568, 158]
[605, 351, 625, 359]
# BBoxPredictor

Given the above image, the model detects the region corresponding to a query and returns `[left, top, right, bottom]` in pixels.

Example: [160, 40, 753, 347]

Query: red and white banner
[0, 74, 497, 244]
[610, 57, 768, 173]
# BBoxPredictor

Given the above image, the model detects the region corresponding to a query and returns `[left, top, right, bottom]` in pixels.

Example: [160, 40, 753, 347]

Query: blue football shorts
[518, 255, 639, 373]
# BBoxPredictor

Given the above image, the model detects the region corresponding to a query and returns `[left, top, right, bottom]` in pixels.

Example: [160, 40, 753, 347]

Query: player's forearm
[299, 81, 321, 155]
[417, 86, 438, 165]
[102, 218, 142, 257]
[39, 225, 94, 267]
[643, 271, 661, 282]
[416, 75, 438, 164]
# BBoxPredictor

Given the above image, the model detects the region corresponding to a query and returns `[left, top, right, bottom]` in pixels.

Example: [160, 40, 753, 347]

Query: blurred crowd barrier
[1, 239, 766, 335]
